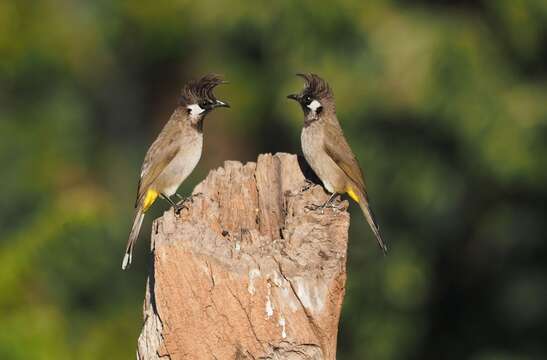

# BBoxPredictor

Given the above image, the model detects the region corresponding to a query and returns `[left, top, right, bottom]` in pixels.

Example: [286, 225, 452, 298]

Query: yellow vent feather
[346, 187, 360, 203]
[142, 189, 159, 212]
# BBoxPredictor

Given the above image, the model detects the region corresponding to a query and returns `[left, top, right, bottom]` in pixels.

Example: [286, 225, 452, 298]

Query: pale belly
[301, 128, 341, 194]
[155, 139, 203, 196]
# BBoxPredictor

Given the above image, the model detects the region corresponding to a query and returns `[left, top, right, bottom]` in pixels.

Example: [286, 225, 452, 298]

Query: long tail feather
[122, 208, 145, 270]
[356, 192, 388, 254]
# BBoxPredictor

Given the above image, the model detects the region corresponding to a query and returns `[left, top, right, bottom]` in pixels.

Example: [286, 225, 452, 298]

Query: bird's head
[179, 74, 230, 125]
[287, 73, 333, 124]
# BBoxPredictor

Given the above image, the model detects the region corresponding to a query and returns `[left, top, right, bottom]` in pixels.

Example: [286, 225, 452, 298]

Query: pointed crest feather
[180, 73, 226, 105]
[296, 73, 332, 99]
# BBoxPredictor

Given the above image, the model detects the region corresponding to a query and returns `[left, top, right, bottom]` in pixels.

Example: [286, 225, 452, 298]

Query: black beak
[213, 100, 230, 108]
[287, 94, 299, 101]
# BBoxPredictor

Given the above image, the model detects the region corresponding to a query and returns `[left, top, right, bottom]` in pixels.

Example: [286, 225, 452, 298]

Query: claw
[300, 179, 315, 192]
[173, 196, 192, 215]
[174, 203, 188, 215]
[324, 200, 342, 210]
[305, 193, 341, 214]
[305, 203, 325, 214]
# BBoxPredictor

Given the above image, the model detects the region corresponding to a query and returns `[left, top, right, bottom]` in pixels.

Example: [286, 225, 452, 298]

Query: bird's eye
[199, 101, 208, 109]
[304, 96, 312, 104]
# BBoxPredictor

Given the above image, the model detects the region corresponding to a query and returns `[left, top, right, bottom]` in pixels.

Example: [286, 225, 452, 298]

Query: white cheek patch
[187, 104, 205, 117]
[307, 99, 322, 112]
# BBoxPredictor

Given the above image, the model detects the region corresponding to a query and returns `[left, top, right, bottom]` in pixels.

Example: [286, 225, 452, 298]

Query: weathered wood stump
[137, 153, 350, 360]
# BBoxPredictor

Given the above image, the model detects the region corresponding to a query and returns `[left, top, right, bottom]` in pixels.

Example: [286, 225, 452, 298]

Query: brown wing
[135, 121, 181, 207]
[322, 119, 367, 194]
[323, 119, 387, 253]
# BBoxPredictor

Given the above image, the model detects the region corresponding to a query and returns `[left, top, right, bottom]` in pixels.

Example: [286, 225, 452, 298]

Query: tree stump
[137, 153, 350, 360]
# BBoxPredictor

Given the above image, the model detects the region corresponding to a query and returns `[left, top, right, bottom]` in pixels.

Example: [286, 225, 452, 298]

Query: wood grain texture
[137, 153, 350, 360]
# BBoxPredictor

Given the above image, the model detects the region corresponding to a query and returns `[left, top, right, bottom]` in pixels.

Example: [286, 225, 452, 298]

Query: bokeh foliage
[1, 0, 546, 359]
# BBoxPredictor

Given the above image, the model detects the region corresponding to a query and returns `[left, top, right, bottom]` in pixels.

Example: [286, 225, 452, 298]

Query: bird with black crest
[288, 73, 388, 254]
[122, 74, 230, 270]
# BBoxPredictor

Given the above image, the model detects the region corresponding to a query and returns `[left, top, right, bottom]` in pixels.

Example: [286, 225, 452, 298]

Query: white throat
[187, 104, 205, 119]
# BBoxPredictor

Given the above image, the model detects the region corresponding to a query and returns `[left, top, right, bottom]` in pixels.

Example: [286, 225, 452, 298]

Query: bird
[122, 74, 230, 270]
[287, 73, 388, 254]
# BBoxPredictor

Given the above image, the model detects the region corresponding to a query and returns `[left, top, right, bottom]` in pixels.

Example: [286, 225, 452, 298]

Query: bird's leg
[322, 192, 338, 209]
[160, 193, 177, 208]
[174, 192, 205, 212]
[305, 192, 338, 214]
[161, 193, 187, 215]
[177, 193, 203, 213]
[175, 201, 190, 214]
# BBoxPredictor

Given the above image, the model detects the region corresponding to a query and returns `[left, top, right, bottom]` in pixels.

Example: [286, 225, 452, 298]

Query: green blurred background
[1, 0, 546, 359]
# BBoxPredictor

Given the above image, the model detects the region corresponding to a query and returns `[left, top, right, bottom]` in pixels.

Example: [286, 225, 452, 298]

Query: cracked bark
[137, 153, 350, 360]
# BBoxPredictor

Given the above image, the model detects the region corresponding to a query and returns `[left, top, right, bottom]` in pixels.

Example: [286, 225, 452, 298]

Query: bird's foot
[173, 193, 205, 215]
[305, 203, 327, 215]
[173, 197, 192, 215]
[174, 203, 189, 215]
[305, 194, 341, 214]
[300, 179, 315, 192]
[324, 198, 343, 210]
